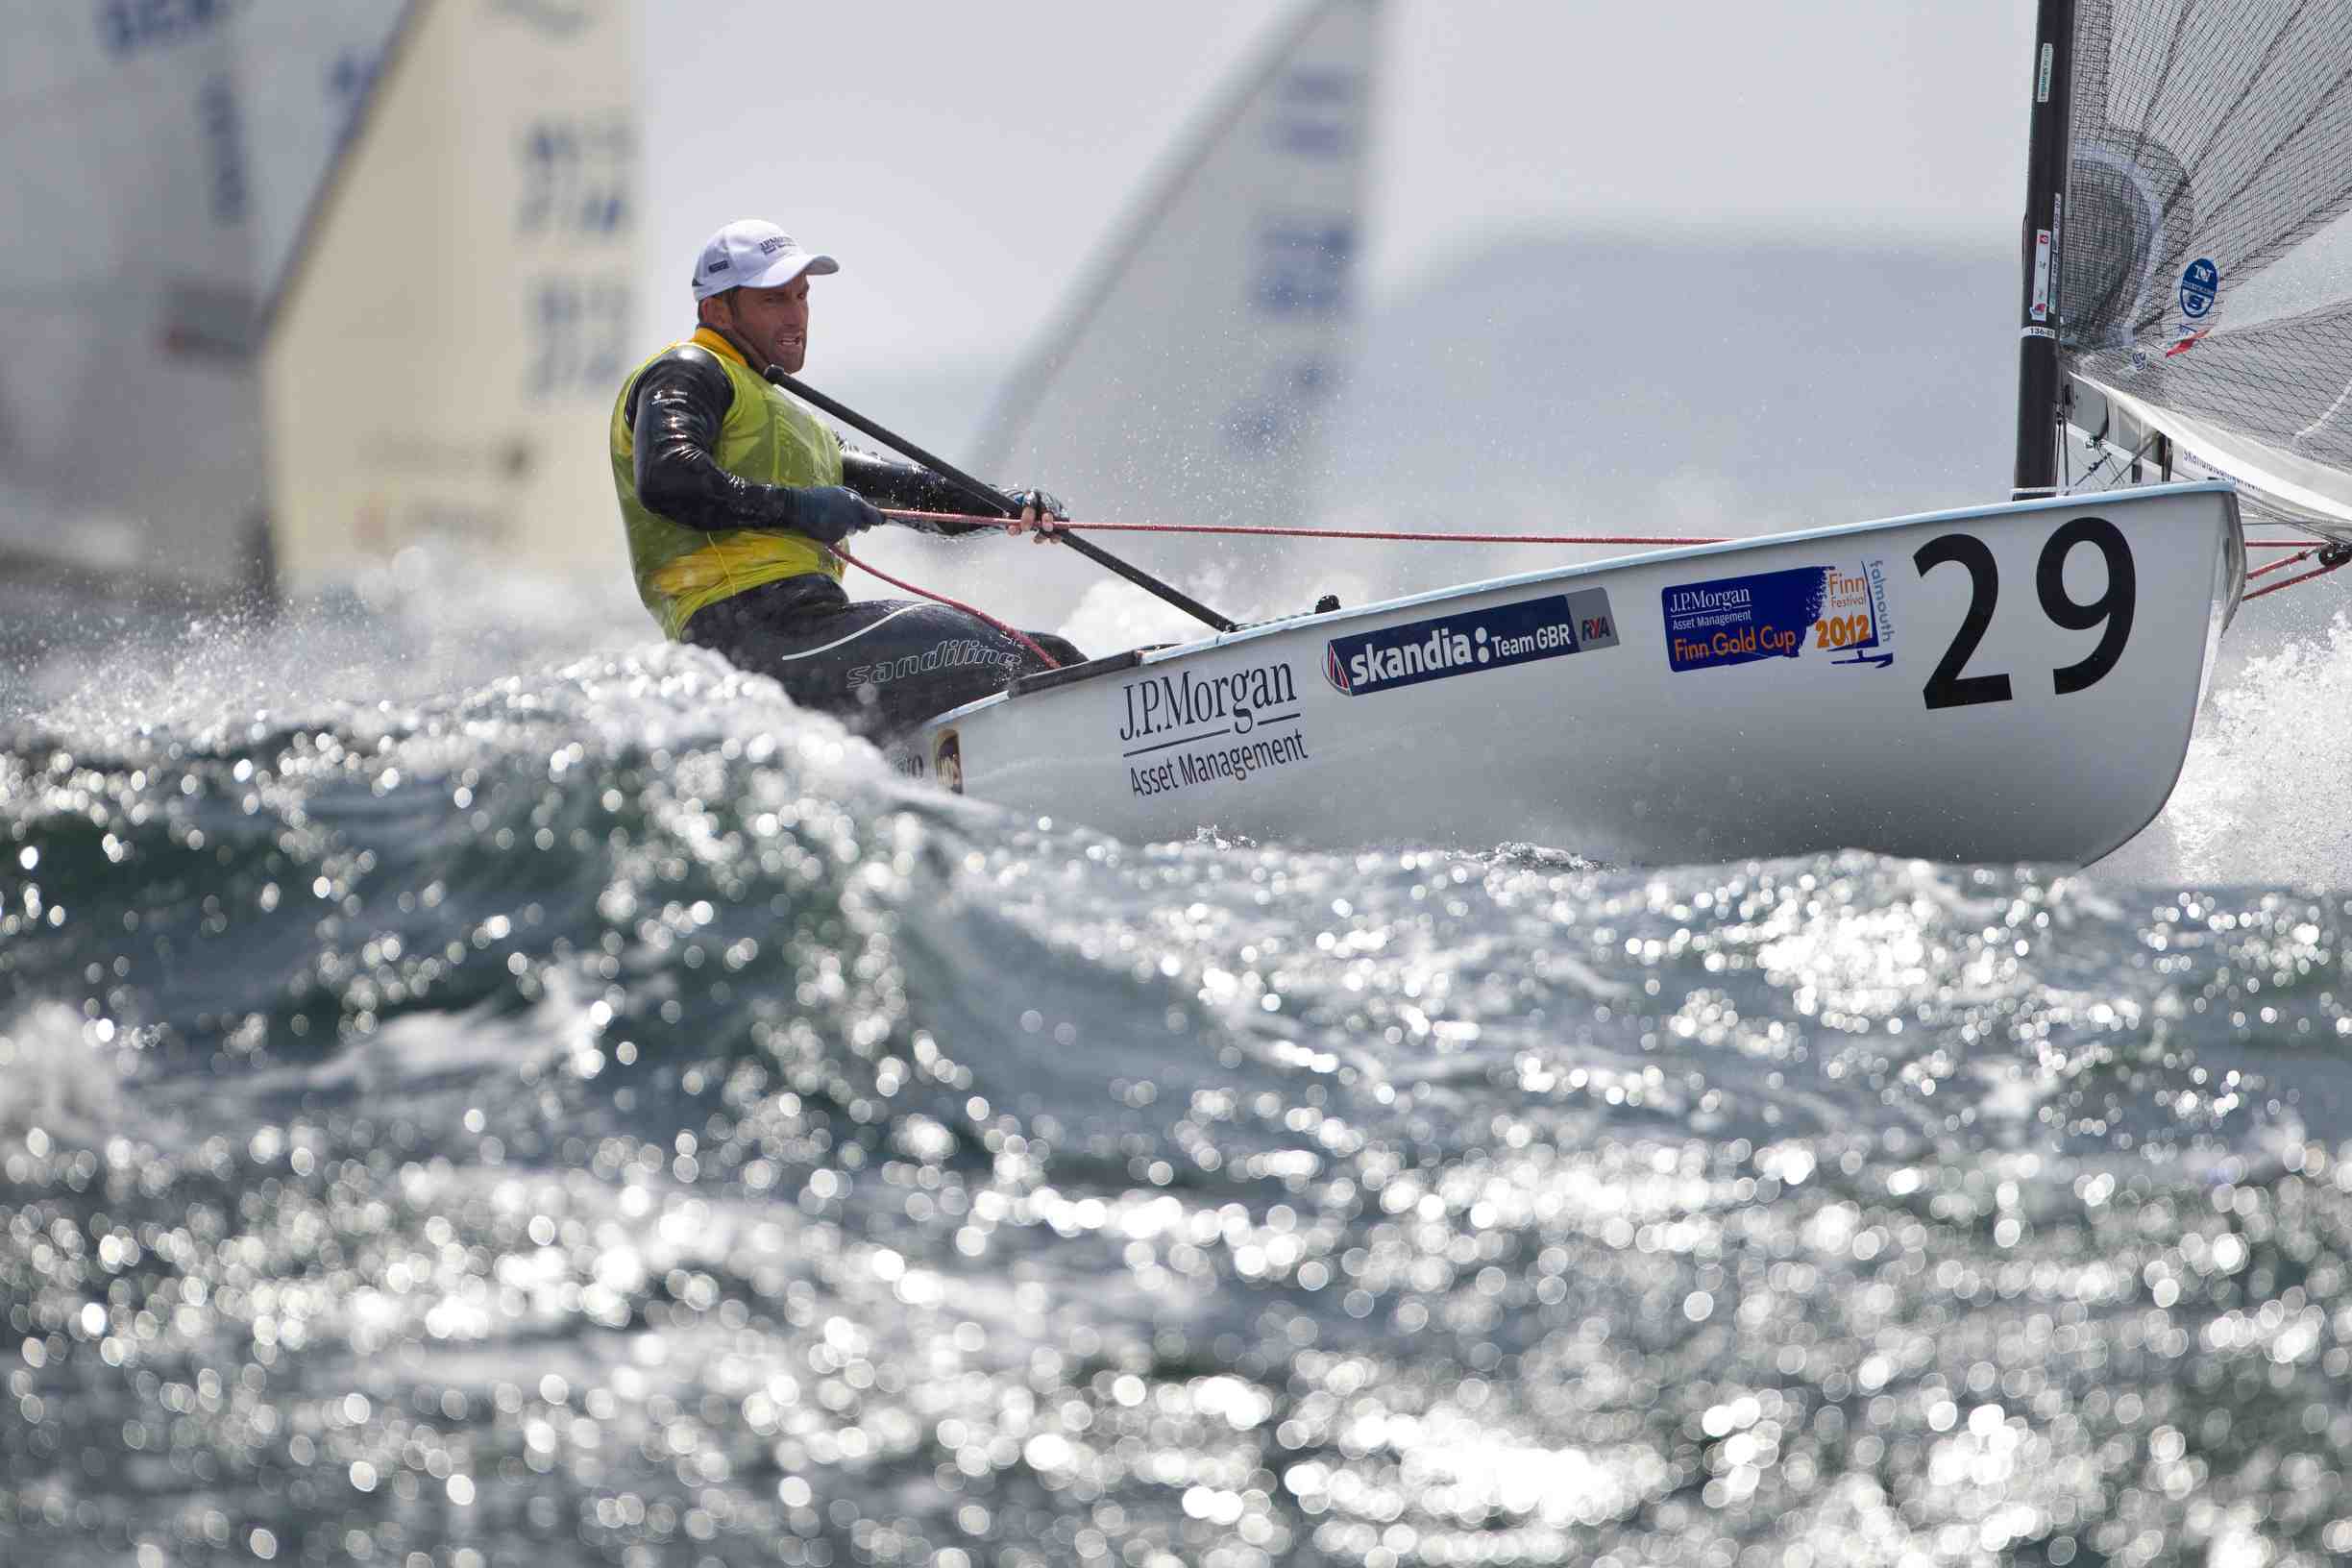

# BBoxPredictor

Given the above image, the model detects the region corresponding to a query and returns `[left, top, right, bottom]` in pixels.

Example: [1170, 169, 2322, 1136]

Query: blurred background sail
[0, 0, 639, 605]
[264, 0, 637, 587]
[870, 0, 1383, 630]
[0, 0, 336, 598]
[2058, 0, 2352, 541]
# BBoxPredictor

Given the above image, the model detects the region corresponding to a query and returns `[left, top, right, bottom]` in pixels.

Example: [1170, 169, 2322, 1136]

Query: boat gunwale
[921, 478, 2239, 728]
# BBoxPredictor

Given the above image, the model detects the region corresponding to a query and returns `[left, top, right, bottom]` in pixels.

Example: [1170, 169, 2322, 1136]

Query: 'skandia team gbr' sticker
[1326, 589, 1619, 696]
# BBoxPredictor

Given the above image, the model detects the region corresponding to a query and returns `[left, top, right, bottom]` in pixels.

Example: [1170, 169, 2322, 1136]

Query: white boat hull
[903, 484, 2243, 864]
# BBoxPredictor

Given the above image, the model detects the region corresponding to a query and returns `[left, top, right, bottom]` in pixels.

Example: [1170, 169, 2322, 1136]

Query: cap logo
[692, 224, 832, 301]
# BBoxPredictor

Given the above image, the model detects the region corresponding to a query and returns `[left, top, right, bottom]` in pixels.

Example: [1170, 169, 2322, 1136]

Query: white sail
[2070, 371, 2352, 535]
[0, 0, 340, 591]
[233, 6, 426, 317]
[2058, 0, 2352, 541]
[896, 0, 1383, 630]
[0, 0, 638, 599]
[262, 0, 639, 588]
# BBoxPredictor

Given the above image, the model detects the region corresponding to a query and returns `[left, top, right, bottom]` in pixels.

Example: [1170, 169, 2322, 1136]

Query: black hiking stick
[763, 367, 1239, 634]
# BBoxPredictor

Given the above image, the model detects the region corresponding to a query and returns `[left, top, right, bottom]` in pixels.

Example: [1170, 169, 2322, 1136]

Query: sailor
[609, 218, 1083, 737]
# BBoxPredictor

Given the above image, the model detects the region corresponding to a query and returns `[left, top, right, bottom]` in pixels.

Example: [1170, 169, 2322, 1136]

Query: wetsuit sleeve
[627, 346, 862, 542]
[839, 447, 1002, 538]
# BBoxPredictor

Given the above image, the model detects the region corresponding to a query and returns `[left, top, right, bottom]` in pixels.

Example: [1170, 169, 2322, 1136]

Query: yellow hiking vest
[608, 327, 845, 640]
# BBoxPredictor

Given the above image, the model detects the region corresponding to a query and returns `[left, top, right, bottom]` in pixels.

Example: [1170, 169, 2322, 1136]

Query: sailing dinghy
[894, 0, 2349, 864]
[906, 484, 2240, 864]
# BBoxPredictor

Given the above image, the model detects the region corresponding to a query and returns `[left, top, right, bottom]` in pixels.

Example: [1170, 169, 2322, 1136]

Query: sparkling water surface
[6, 587, 2352, 1568]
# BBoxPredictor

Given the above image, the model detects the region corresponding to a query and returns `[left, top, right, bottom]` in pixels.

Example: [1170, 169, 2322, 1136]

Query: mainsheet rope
[828, 540, 1064, 670]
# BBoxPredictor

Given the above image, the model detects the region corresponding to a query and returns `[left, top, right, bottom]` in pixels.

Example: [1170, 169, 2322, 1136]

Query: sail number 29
[1914, 517, 2136, 709]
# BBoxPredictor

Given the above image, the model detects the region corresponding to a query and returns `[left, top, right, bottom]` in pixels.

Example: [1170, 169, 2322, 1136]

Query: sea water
[6, 579, 2352, 1568]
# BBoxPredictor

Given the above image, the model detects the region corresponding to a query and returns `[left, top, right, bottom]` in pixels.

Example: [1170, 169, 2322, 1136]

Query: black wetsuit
[624, 345, 1082, 738]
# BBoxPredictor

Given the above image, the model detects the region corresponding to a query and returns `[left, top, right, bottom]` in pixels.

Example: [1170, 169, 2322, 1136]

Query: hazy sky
[641, 3, 2038, 375]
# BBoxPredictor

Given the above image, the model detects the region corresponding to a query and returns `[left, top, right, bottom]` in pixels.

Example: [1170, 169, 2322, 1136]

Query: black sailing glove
[793, 485, 886, 545]
[1003, 488, 1068, 521]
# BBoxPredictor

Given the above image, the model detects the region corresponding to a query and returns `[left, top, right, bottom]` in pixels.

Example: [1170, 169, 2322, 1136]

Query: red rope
[2245, 550, 2352, 601]
[2247, 547, 2319, 582]
[883, 509, 2334, 554]
[852, 512, 2349, 624]
[828, 541, 1062, 669]
[880, 508, 1725, 546]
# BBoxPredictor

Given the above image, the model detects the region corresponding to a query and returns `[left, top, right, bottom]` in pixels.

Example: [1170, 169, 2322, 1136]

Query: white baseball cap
[691, 220, 839, 302]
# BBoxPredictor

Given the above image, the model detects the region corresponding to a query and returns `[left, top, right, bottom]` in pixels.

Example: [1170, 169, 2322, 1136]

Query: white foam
[2106, 611, 2352, 886]
[0, 1002, 150, 1150]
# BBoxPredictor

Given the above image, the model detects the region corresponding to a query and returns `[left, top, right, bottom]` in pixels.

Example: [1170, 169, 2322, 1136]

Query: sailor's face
[723, 278, 811, 374]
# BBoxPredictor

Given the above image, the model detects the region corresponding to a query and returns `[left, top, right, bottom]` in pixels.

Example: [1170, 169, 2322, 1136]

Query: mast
[2011, 0, 2075, 499]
